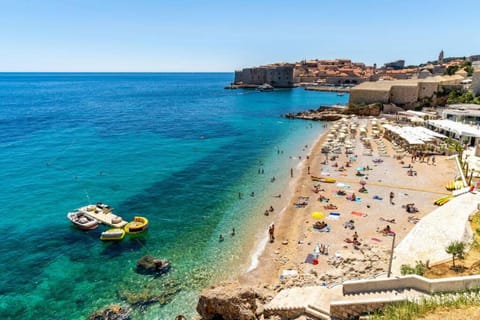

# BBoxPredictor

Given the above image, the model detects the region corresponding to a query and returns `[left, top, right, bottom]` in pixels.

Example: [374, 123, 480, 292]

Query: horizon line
[0, 71, 234, 73]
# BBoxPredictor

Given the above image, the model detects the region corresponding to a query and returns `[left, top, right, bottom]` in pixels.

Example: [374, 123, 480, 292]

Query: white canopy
[382, 124, 446, 145]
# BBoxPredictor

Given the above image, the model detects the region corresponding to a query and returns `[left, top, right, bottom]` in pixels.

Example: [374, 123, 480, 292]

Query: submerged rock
[118, 278, 180, 307]
[136, 255, 171, 275]
[88, 304, 130, 320]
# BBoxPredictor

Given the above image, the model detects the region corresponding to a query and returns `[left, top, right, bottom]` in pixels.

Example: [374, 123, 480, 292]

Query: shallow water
[0, 73, 348, 319]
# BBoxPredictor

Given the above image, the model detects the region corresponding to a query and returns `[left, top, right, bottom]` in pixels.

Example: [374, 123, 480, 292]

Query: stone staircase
[264, 286, 424, 320]
[263, 274, 480, 319]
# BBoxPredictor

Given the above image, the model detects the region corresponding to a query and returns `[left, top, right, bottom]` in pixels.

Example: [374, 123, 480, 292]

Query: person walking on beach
[290, 168, 293, 178]
[432, 156, 436, 166]
[307, 166, 310, 175]
[389, 191, 395, 205]
[268, 224, 275, 242]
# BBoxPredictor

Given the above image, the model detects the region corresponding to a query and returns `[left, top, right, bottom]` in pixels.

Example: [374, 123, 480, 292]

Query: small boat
[100, 228, 125, 241]
[67, 211, 99, 230]
[124, 216, 149, 234]
[258, 83, 274, 92]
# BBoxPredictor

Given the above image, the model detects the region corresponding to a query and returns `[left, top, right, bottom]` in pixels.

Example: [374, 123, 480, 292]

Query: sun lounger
[327, 212, 340, 220]
[351, 211, 366, 217]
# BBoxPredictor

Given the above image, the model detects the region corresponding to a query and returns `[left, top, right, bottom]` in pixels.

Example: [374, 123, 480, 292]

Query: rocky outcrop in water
[88, 305, 130, 320]
[284, 103, 382, 121]
[283, 105, 345, 121]
[136, 255, 171, 276]
[196, 281, 275, 320]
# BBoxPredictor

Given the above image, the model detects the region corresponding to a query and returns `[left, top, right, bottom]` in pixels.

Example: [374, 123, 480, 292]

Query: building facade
[349, 75, 464, 107]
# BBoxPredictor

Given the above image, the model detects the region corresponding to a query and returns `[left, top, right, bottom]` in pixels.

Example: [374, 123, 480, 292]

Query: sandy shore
[239, 117, 457, 286]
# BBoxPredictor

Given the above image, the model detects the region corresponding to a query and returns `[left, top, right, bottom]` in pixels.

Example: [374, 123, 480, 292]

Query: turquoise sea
[0, 73, 348, 319]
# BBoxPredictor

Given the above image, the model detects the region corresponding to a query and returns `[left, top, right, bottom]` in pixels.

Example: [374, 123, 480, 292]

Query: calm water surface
[0, 73, 348, 319]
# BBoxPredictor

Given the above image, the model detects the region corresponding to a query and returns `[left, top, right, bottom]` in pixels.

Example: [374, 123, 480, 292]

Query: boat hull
[100, 228, 125, 241]
[67, 212, 99, 230]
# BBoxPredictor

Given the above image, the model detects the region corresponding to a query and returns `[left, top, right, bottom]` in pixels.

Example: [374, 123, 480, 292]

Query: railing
[342, 274, 480, 295]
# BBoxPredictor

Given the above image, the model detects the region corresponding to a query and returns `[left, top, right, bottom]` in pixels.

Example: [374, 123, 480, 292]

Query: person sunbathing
[381, 225, 395, 236]
[344, 220, 355, 230]
[406, 203, 418, 213]
[358, 186, 367, 193]
[347, 193, 356, 201]
[313, 221, 327, 230]
[324, 203, 338, 210]
[318, 195, 330, 202]
[337, 190, 346, 196]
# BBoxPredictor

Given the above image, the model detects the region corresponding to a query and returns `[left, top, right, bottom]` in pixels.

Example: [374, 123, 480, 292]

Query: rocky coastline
[283, 103, 382, 122]
[283, 105, 347, 122]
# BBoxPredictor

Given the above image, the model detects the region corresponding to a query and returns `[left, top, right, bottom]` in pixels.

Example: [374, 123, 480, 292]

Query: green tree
[400, 260, 426, 276]
[445, 241, 466, 269]
[445, 65, 459, 75]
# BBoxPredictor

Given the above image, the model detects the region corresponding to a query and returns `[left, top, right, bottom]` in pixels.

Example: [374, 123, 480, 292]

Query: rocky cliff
[196, 281, 276, 320]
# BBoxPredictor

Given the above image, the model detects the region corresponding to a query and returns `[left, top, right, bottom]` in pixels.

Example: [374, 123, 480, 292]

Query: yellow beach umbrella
[311, 211, 325, 220]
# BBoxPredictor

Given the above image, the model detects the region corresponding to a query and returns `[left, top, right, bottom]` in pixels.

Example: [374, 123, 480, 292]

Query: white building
[426, 119, 480, 147]
[442, 104, 480, 125]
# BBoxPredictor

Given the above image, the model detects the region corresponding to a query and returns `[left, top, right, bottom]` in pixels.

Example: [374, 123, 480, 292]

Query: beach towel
[304, 253, 316, 264]
[314, 225, 331, 233]
[371, 237, 382, 242]
[351, 211, 366, 217]
[327, 212, 340, 220]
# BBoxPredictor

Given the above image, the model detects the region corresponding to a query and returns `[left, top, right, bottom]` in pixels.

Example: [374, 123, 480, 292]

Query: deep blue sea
[0, 73, 348, 319]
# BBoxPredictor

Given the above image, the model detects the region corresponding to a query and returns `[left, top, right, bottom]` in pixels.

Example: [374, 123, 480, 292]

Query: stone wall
[342, 274, 480, 295]
[234, 65, 294, 88]
[390, 85, 419, 105]
[267, 66, 295, 88]
[418, 81, 438, 99]
[473, 70, 480, 96]
[349, 89, 390, 105]
[330, 297, 405, 320]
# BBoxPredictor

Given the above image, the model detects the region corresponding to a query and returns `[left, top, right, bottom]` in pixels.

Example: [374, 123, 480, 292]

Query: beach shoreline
[238, 123, 331, 285]
[236, 117, 456, 288]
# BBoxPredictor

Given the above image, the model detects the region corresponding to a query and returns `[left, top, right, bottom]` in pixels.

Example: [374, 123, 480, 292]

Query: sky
[1, 0, 479, 72]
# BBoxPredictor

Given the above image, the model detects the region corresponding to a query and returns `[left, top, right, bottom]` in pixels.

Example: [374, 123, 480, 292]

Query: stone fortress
[233, 63, 295, 88]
